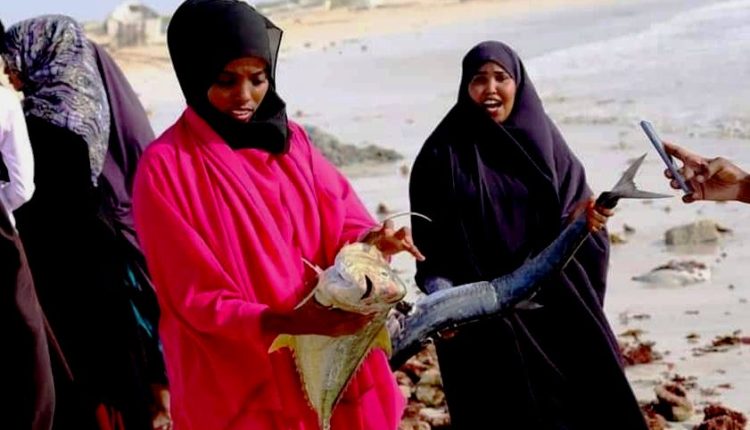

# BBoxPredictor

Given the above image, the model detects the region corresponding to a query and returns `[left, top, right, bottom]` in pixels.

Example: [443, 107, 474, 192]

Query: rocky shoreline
[304, 124, 403, 168]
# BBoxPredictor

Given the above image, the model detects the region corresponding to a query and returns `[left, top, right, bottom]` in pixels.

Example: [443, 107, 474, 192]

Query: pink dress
[133, 107, 405, 430]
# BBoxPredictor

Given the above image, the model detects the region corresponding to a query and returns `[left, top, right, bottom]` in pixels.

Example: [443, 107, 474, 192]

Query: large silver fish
[269, 213, 426, 430]
[387, 153, 670, 368]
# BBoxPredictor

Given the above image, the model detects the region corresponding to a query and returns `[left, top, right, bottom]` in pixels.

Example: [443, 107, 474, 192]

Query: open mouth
[230, 108, 254, 122]
[482, 98, 503, 112]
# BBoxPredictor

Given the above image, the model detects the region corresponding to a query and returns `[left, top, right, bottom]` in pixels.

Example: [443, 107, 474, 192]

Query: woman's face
[207, 56, 269, 123]
[467, 61, 516, 123]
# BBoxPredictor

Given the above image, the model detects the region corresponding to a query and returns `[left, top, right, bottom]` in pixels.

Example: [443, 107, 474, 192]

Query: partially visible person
[2, 15, 170, 430]
[0, 197, 54, 430]
[664, 141, 750, 204]
[0, 19, 34, 225]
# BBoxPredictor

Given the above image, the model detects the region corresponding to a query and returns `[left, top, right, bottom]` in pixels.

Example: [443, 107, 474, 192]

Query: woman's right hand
[262, 297, 375, 337]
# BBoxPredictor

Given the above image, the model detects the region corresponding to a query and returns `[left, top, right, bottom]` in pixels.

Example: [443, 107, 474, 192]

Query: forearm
[259, 307, 292, 335]
[739, 175, 750, 204]
[0, 179, 34, 212]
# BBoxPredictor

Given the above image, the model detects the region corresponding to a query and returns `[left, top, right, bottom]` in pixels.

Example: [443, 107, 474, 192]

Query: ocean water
[275, 0, 746, 158]
[146, 0, 747, 148]
[529, 0, 750, 140]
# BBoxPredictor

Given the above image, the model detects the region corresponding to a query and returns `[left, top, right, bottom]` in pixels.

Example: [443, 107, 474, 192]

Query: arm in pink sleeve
[133, 159, 273, 346]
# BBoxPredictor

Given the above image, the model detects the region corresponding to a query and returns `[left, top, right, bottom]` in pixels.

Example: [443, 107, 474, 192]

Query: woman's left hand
[584, 197, 614, 233]
[571, 197, 614, 233]
[362, 219, 426, 261]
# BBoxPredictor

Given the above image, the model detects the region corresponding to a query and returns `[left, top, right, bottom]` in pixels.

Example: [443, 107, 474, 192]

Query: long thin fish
[388, 153, 669, 368]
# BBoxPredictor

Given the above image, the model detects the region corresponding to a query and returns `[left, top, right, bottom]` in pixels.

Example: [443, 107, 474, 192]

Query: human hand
[663, 142, 750, 203]
[570, 197, 614, 233]
[361, 219, 426, 261]
[150, 384, 172, 430]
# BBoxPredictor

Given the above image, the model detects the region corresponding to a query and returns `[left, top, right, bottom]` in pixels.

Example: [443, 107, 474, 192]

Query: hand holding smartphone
[640, 120, 693, 194]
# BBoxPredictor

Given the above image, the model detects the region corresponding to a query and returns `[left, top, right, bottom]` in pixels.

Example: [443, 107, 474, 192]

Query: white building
[105, 2, 167, 48]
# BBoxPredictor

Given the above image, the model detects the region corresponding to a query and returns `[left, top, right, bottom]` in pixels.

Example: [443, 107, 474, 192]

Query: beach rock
[303, 124, 403, 167]
[693, 330, 750, 356]
[398, 420, 430, 430]
[395, 370, 414, 399]
[632, 260, 711, 286]
[665, 220, 729, 246]
[621, 340, 661, 366]
[419, 407, 451, 428]
[654, 383, 693, 422]
[415, 363, 445, 406]
[376, 202, 393, 216]
[401, 356, 430, 380]
[695, 416, 745, 430]
[711, 331, 747, 347]
[395, 343, 448, 429]
[399, 402, 431, 430]
[415, 384, 445, 407]
[641, 403, 669, 430]
[695, 404, 748, 429]
[418, 368, 442, 387]
[610, 232, 628, 244]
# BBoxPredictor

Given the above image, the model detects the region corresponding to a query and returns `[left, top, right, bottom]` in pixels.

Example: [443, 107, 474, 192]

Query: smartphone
[640, 120, 692, 194]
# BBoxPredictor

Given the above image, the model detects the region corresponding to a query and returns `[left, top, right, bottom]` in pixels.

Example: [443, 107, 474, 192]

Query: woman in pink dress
[132, 1, 420, 429]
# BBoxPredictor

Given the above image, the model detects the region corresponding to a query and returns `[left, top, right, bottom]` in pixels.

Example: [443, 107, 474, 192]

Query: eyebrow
[221, 69, 267, 77]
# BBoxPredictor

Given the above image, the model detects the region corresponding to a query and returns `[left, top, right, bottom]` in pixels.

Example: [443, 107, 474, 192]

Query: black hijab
[93, 43, 155, 254]
[167, 0, 289, 152]
[411, 40, 599, 287]
[457, 40, 594, 211]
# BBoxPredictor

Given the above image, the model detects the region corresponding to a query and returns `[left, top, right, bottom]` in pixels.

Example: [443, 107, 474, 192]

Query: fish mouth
[361, 275, 374, 300]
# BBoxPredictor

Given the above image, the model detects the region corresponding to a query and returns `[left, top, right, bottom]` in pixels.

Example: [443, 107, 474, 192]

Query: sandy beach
[109, 0, 749, 427]
[108, 0, 615, 70]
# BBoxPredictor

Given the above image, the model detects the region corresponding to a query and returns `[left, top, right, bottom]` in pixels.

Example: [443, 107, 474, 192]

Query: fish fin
[380, 211, 432, 224]
[514, 299, 544, 310]
[297, 259, 324, 310]
[268, 334, 295, 353]
[301, 258, 323, 275]
[372, 326, 393, 356]
[294, 285, 320, 310]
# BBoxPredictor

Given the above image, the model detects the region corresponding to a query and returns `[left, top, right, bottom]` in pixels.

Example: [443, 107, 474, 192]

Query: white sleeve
[0, 89, 35, 213]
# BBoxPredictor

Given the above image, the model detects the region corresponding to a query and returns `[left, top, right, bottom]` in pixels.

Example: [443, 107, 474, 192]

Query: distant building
[105, 2, 167, 48]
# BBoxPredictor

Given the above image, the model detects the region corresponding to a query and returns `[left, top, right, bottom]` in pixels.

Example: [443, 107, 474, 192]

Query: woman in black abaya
[409, 41, 647, 430]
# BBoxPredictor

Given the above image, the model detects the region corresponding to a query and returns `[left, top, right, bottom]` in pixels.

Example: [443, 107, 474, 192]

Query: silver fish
[388, 153, 670, 368]
[270, 213, 428, 430]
